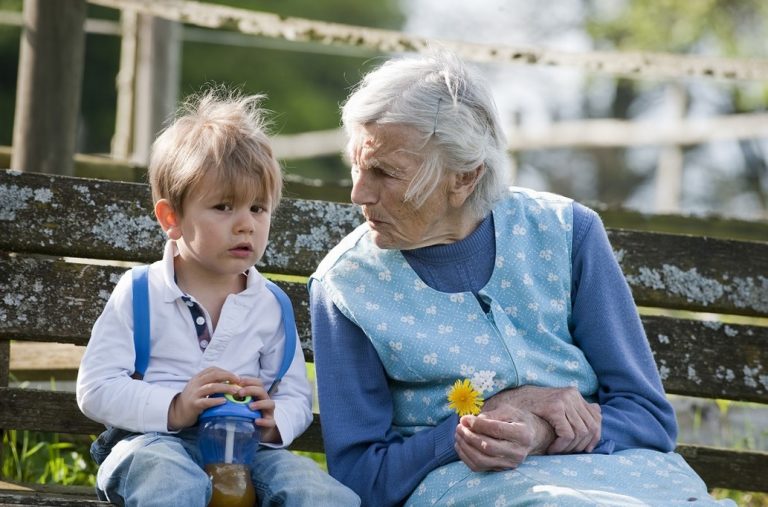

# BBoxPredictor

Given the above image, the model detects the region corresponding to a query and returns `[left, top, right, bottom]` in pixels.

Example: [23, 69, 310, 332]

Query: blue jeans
[96, 431, 360, 507]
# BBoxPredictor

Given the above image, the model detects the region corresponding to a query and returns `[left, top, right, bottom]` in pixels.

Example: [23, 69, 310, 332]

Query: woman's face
[349, 123, 477, 250]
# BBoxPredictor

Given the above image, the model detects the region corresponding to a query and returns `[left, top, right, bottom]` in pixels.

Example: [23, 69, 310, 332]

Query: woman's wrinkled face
[349, 123, 468, 250]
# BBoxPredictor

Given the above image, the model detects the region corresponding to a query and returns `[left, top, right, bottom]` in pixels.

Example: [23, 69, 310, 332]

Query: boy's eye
[251, 205, 266, 214]
[213, 203, 232, 211]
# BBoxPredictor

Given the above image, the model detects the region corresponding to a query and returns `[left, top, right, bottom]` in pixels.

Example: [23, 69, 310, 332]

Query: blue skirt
[405, 449, 735, 506]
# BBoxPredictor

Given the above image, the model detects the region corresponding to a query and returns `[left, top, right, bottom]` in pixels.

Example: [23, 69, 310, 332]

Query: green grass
[2, 429, 97, 486]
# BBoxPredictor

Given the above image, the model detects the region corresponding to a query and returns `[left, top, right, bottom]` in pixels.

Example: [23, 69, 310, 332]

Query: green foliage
[2, 430, 97, 486]
[291, 451, 328, 472]
[585, 0, 768, 113]
[712, 489, 768, 506]
[586, 0, 768, 56]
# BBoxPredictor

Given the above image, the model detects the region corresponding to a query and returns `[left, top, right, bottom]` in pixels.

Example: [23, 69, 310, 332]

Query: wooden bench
[1, 169, 767, 504]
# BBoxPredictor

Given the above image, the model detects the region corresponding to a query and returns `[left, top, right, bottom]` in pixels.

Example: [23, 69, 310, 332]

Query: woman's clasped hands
[454, 385, 602, 472]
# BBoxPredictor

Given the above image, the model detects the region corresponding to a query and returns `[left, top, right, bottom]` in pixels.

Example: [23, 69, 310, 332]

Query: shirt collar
[159, 240, 264, 303]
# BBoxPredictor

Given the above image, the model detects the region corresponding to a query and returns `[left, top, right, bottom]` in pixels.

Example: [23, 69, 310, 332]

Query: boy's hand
[167, 367, 241, 431]
[236, 377, 280, 445]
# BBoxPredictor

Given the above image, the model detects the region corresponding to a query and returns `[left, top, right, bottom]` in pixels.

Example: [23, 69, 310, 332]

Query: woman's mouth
[364, 213, 385, 225]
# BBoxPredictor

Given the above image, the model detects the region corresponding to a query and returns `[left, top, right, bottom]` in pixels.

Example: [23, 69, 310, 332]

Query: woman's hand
[167, 367, 241, 431]
[454, 404, 553, 472]
[237, 377, 281, 444]
[483, 385, 601, 454]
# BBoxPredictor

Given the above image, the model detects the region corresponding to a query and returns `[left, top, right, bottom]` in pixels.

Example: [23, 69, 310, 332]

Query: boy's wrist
[167, 393, 183, 431]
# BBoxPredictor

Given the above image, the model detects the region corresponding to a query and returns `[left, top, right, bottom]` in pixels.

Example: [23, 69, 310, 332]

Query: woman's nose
[351, 170, 377, 206]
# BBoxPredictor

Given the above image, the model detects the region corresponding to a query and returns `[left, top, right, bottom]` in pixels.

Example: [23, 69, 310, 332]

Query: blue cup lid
[199, 393, 261, 422]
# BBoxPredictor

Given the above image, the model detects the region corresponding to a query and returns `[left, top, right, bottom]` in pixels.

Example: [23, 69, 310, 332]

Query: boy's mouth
[229, 243, 254, 256]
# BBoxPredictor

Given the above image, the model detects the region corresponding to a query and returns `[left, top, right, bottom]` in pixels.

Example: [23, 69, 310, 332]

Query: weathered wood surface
[4, 155, 768, 243]
[0, 169, 361, 275]
[0, 478, 109, 506]
[610, 230, 768, 318]
[2, 170, 768, 496]
[88, 0, 768, 82]
[10, 0, 86, 177]
[3, 170, 767, 316]
[0, 387, 324, 454]
[0, 387, 766, 494]
[0, 387, 766, 493]
[676, 444, 768, 493]
[3, 253, 767, 402]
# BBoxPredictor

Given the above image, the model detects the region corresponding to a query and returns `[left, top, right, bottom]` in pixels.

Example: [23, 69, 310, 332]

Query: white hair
[341, 50, 513, 218]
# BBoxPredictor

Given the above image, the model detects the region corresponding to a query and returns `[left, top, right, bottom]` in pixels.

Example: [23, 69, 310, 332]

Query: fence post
[654, 82, 687, 213]
[11, 0, 86, 175]
[130, 14, 181, 166]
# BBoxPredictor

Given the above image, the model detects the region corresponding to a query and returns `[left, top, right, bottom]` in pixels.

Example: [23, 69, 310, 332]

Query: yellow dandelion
[447, 378, 483, 416]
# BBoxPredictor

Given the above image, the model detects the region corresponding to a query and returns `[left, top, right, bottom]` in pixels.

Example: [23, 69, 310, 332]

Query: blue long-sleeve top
[309, 202, 678, 507]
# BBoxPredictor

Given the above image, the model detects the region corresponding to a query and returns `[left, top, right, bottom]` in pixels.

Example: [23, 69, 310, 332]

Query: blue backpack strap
[131, 265, 151, 379]
[264, 280, 297, 395]
[130, 268, 294, 391]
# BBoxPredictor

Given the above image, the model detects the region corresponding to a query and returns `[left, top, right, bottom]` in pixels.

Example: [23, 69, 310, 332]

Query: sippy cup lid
[199, 393, 261, 422]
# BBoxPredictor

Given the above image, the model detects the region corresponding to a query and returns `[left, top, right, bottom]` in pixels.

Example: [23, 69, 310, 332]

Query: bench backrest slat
[3, 170, 767, 317]
[2, 254, 767, 404]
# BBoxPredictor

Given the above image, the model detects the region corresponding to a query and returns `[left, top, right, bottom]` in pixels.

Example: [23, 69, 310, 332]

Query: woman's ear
[155, 199, 182, 240]
[449, 164, 485, 207]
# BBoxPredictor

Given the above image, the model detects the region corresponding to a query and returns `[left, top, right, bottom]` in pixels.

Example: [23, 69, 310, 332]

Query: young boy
[76, 88, 360, 507]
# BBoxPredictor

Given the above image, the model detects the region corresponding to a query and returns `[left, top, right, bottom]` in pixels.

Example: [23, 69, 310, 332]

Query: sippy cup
[198, 392, 260, 507]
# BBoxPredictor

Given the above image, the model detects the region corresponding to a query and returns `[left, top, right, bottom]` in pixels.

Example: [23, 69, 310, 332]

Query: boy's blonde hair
[148, 87, 282, 214]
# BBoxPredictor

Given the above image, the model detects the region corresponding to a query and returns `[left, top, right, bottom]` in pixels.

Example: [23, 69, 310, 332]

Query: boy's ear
[154, 199, 181, 240]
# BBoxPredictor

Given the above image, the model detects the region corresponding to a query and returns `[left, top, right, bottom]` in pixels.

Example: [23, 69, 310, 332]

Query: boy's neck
[173, 258, 248, 330]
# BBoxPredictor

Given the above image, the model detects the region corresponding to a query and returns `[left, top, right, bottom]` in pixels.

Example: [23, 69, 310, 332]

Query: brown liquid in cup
[205, 463, 256, 507]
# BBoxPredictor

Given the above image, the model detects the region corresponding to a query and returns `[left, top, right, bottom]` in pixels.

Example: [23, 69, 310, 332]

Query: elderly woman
[309, 52, 731, 506]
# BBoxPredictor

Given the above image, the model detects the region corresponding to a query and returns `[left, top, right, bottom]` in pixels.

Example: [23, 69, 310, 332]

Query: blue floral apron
[313, 187, 733, 505]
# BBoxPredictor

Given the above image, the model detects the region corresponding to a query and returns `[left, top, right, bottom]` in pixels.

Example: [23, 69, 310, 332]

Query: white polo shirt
[76, 241, 312, 447]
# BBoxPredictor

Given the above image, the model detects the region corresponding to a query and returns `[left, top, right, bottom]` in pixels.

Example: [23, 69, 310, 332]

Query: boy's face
[172, 173, 271, 282]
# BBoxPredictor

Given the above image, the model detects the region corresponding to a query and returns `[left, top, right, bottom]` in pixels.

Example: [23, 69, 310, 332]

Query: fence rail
[88, 0, 768, 82]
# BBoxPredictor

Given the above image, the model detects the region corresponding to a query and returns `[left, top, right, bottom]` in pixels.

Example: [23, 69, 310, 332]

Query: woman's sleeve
[569, 203, 678, 454]
[310, 280, 459, 507]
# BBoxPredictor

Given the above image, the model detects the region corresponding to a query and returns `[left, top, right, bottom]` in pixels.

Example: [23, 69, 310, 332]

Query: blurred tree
[520, 0, 768, 217]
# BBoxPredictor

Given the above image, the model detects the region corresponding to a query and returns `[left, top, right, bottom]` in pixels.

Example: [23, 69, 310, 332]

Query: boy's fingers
[237, 377, 265, 387]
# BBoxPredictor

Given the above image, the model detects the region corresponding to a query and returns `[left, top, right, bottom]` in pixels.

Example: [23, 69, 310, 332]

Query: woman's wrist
[528, 413, 556, 455]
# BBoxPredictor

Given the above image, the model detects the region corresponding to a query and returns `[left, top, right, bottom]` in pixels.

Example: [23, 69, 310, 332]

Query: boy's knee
[127, 441, 210, 498]
[252, 451, 360, 506]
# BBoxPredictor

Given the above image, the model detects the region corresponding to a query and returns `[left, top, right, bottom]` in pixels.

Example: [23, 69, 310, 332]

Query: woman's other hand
[483, 385, 601, 454]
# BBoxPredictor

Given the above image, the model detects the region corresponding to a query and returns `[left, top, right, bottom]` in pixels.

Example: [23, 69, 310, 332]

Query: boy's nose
[234, 211, 255, 233]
